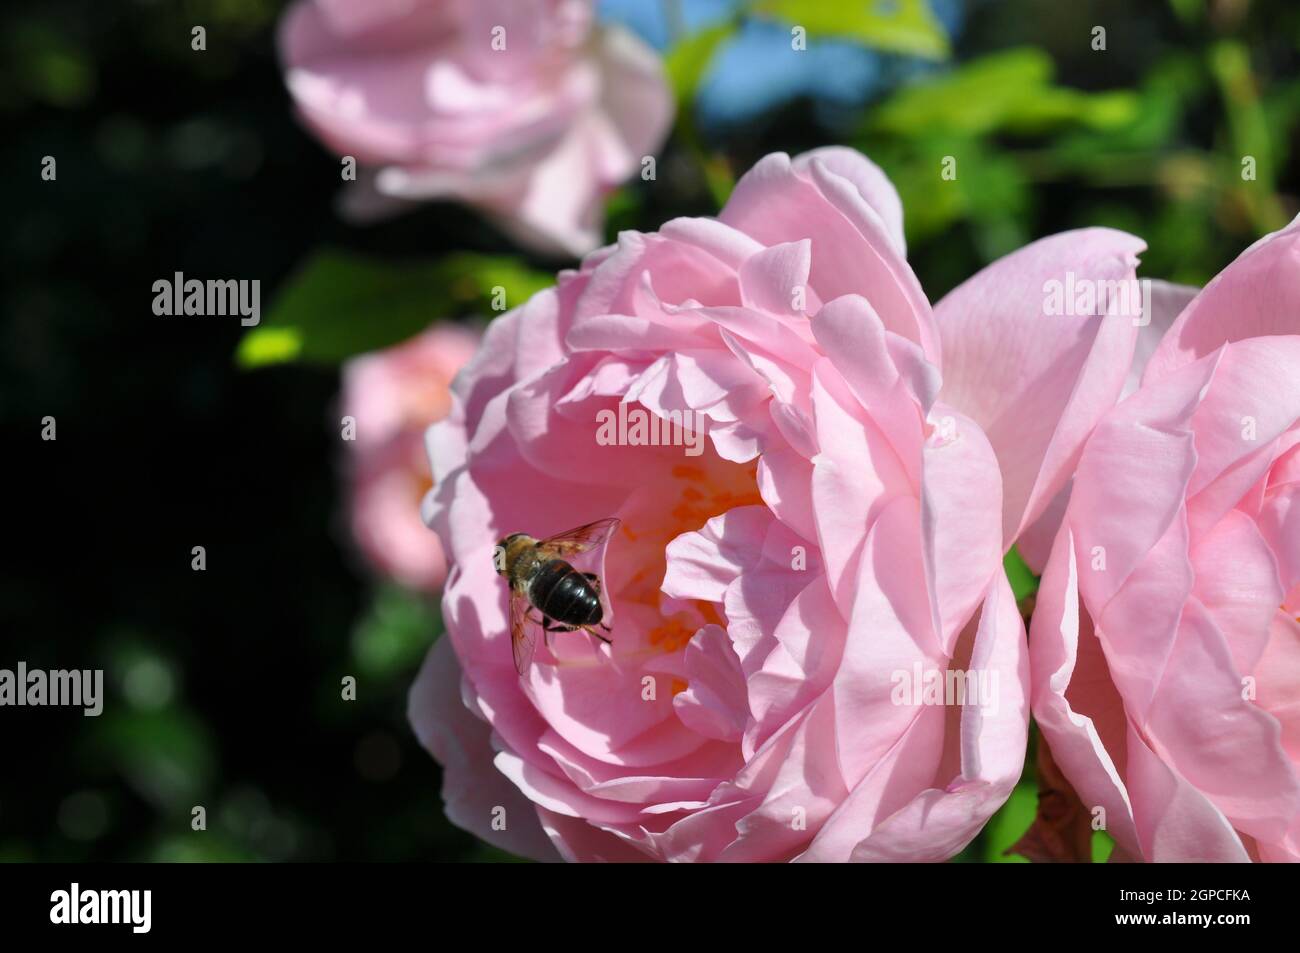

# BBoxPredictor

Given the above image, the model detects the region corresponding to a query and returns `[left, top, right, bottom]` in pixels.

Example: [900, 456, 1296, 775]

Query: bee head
[494, 533, 525, 576]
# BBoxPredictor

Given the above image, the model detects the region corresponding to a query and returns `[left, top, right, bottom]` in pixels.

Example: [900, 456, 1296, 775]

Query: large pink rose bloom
[1031, 218, 1300, 862]
[411, 147, 1148, 861]
[279, 0, 672, 256]
[343, 323, 480, 591]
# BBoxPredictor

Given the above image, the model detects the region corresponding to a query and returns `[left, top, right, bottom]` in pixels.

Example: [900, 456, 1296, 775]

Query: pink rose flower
[278, 0, 673, 256]
[343, 323, 480, 592]
[1031, 217, 1300, 861]
[410, 146, 1148, 861]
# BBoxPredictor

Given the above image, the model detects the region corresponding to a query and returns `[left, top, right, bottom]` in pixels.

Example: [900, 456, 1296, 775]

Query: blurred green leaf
[1210, 40, 1289, 232]
[664, 22, 739, 209]
[466, 842, 532, 863]
[701, 153, 737, 207]
[983, 781, 1035, 862]
[238, 250, 551, 368]
[2, 19, 96, 109]
[753, 0, 950, 59]
[1211, 41, 1274, 179]
[351, 584, 441, 682]
[873, 136, 1029, 251]
[1136, 199, 1218, 287]
[1261, 76, 1300, 151]
[465, 254, 555, 305]
[240, 252, 437, 367]
[92, 709, 215, 809]
[1168, 0, 1203, 26]
[603, 187, 643, 237]
[1050, 56, 1200, 165]
[150, 835, 258, 863]
[868, 48, 1137, 138]
[665, 22, 734, 108]
[1093, 829, 1116, 863]
[1004, 546, 1039, 602]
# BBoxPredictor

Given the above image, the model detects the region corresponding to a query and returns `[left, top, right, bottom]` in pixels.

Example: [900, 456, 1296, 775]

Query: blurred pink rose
[410, 146, 1148, 861]
[343, 323, 480, 591]
[279, 0, 673, 256]
[1031, 217, 1300, 862]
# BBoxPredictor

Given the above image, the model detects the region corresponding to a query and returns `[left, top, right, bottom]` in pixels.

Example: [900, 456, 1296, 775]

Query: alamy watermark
[1042, 272, 1153, 326]
[890, 664, 1000, 716]
[152, 272, 260, 326]
[50, 883, 150, 933]
[595, 404, 705, 457]
[0, 662, 103, 716]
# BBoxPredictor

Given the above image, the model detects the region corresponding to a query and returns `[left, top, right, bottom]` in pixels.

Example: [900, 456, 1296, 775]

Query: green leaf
[870, 136, 1029, 249]
[238, 250, 551, 368]
[701, 153, 737, 207]
[1209, 40, 1290, 232]
[665, 22, 734, 107]
[664, 22, 739, 209]
[753, 0, 950, 59]
[238, 326, 303, 367]
[1168, 0, 1203, 26]
[351, 584, 441, 682]
[603, 187, 643, 238]
[1004, 546, 1039, 603]
[1048, 56, 1199, 164]
[982, 781, 1036, 862]
[91, 709, 216, 809]
[1092, 829, 1116, 863]
[463, 253, 555, 305]
[467, 843, 533, 863]
[868, 47, 1137, 138]
[150, 835, 258, 863]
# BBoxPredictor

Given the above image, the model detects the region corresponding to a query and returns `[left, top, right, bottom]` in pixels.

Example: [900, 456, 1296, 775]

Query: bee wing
[537, 518, 621, 558]
[510, 586, 538, 676]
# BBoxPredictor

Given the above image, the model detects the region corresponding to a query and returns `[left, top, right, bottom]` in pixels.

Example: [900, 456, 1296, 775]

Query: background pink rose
[279, 0, 673, 256]
[343, 323, 480, 591]
[410, 146, 1149, 862]
[1031, 217, 1300, 862]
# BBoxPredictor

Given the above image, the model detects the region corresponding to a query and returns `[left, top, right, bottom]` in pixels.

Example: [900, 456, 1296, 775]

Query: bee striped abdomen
[529, 559, 602, 626]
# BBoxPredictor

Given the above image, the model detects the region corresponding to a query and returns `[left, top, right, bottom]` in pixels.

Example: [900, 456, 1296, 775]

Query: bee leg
[582, 625, 613, 645]
[526, 611, 556, 650]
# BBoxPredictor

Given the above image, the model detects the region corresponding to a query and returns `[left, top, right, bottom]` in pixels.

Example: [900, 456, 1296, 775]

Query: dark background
[3, 0, 1299, 861]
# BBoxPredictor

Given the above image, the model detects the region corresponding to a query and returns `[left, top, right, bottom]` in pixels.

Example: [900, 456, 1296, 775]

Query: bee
[495, 518, 619, 674]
